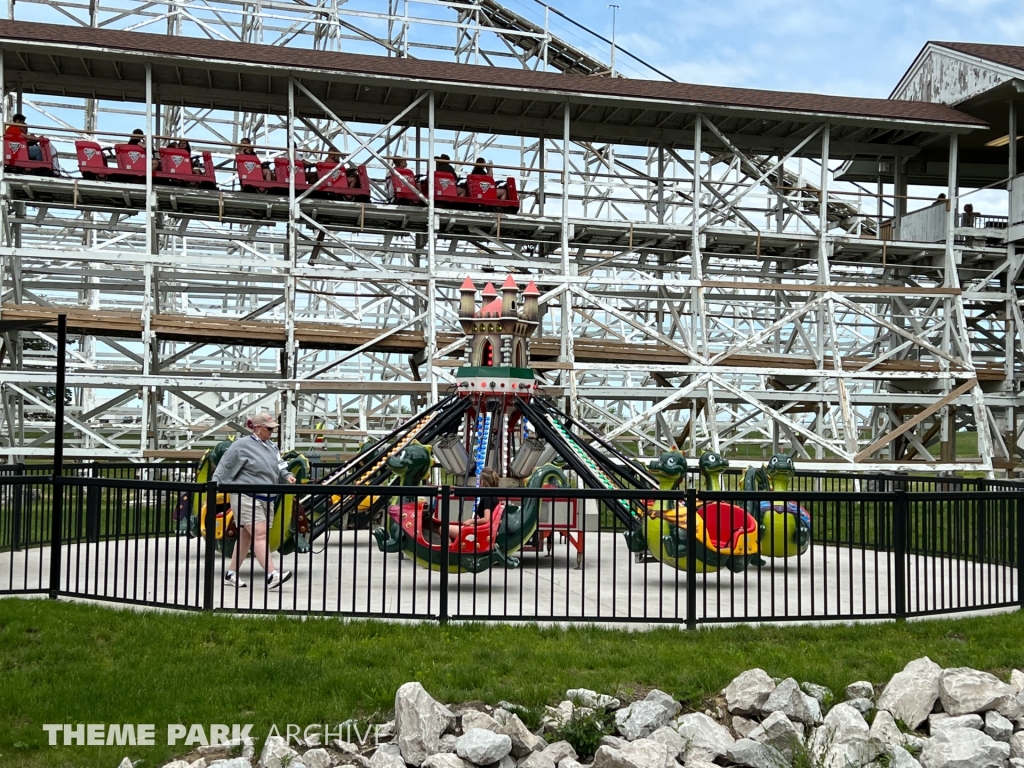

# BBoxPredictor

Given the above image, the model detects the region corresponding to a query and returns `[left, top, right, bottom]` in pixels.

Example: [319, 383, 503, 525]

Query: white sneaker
[267, 570, 292, 590]
[224, 570, 247, 588]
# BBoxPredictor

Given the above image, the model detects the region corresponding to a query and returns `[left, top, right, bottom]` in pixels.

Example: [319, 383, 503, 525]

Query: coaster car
[4, 136, 58, 175]
[388, 168, 520, 214]
[75, 141, 216, 188]
[236, 155, 371, 201]
[625, 449, 762, 573]
[743, 453, 811, 559]
[372, 441, 567, 574]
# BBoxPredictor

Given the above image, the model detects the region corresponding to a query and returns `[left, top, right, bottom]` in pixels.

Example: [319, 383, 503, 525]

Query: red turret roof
[502, 274, 518, 290]
[481, 281, 496, 297]
[523, 280, 539, 295]
[460, 276, 476, 291]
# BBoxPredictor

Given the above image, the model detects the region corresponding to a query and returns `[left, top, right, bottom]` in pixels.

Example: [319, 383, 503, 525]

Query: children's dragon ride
[178, 275, 811, 574]
[743, 453, 812, 559]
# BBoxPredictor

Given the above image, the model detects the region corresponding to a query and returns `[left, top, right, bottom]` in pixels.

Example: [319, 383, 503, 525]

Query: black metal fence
[1, 473, 1021, 625]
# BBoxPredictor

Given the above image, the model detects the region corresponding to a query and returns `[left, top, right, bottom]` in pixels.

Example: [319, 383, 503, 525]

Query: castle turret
[522, 280, 539, 324]
[459, 276, 476, 317]
[501, 274, 517, 317]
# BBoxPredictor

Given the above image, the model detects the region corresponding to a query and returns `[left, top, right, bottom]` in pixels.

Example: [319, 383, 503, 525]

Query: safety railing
[0, 475, 1020, 625]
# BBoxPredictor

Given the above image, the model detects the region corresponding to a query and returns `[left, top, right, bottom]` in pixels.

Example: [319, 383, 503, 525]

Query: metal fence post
[1017, 491, 1024, 611]
[86, 465, 101, 543]
[976, 478, 987, 564]
[686, 486, 698, 630]
[894, 490, 907, 621]
[48, 314, 68, 600]
[438, 485, 450, 625]
[12, 478, 22, 551]
[203, 480, 217, 611]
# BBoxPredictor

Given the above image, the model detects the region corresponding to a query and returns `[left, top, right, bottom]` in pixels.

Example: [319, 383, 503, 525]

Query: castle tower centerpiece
[455, 275, 539, 399]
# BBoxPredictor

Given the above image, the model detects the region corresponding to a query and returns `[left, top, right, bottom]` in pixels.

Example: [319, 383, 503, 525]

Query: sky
[508, 0, 1024, 97]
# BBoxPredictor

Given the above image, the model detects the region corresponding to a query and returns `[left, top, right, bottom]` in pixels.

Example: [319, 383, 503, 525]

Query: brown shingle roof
[934, 41, 1024, 73]
[0, 19, 984, 127]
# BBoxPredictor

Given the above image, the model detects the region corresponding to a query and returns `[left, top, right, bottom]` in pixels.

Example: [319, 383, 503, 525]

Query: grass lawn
[3, 599, 1024, 768]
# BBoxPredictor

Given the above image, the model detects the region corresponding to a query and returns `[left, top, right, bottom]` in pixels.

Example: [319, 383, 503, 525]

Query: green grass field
[3, 599, 1024, 768]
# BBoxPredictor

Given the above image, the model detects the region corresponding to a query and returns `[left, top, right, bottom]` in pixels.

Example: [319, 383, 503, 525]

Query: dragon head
[386, 441, 434, 485]
[765, 453, 795, 491]
[699, 450, 729, 491]
[649, 447, 688, 490]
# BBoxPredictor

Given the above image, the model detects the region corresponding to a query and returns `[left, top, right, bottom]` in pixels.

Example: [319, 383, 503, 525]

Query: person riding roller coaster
[448, 467, 500, 543]
[5, 114, 42, 161]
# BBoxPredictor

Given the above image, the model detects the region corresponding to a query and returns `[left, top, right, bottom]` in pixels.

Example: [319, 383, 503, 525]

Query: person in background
[448, 467, 501, 544]
[127, 128, 145, 146]
[6, 113, 43, 161]
[435, 153, 457, 176]
[212, 412, 296, 589]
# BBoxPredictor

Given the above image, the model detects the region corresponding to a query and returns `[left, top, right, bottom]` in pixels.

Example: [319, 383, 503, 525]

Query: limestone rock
[1011, 731, 1024, 759]
[187, 759, 207, 768]
[724, 669, 777, 716]
[1012, 759, 1024, 768]
[566, 688, 620, 710]
[368, 746, 405, 768]
[496, 713, 544, 758]
[889, 745, 923, 768]
[590, 738, 675, 768]
[419, 755, 472, 768]
[541, 702, 575, 733]
[598, 735, 627, 750]
[557, 760, 584, 768]
[761, 677, 820, 724]
[494, 757, 514, 768]
[802, 682, 833, 704]
[646, 726, 685, 758]
[929, 713, 983, 734]
[539, 741, 577, 765]
[733, 715, 758, 739]
[517, 753, 556, 768]
[1010, 670, 1024, 694]
[919, 727, 1010, 768]
[748, 711, 804, 762]
[877, 657, 944, 730]
[869, 709, 906, 750]
[674, 712, 734, 760]
[301, 749, 331, 768]
[395, 683, 456, 767]
[810, 702, 882, 768]
[437, 734, 457, 753]
[207, 760, 250, 768]
[847, 681, 875, 700]
[985, 709, 1013, 741]
[939, 667, 1023, 718]
[725, 738, 788, 768]
[613, 691, 678, 741]
[846, 697, 875, 715]
[163, 762, 190, 768]
[454, 728, 511, 765]
[117, 759, 133, 768]
[261, 735, 299, 768]
[460, 710, 500, 733]
[681, 757, 719, 768]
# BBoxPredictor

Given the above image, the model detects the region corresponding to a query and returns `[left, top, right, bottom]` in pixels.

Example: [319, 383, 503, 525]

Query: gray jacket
[212, 435, 294, 486]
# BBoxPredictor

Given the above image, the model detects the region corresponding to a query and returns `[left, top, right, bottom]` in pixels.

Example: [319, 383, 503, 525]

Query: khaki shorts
[231, 493, 275, 529]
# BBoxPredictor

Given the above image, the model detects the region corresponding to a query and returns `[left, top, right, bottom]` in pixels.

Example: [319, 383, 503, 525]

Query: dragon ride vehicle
[4, 136, 59, 176]
[372, 441, 567, 574]
[626, 448, 762, 573]
[176, 437, 313, 555]
[743, 453, 811, 559]
[387, 167, 520, 214]
[75, 141, 217, 188]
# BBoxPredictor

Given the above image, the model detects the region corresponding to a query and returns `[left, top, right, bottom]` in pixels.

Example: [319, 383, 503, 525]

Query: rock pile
[140, 657, 1024, 768]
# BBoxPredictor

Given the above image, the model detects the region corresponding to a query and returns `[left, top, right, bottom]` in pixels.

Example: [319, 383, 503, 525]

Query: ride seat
[431, 171, 459, 200]
[699, 501, 755, 549]
[450, 501, 506, 551]
[466, 174, 499, 200]
[4, 136, 57, 172]
[272, 156, 310, 189]
[114, 143, 149, 173]
[388, 167, 419, 202]
[75, 141, 109, 173]
[159, 147, 193, 176]
[236, 155, 264, 184]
